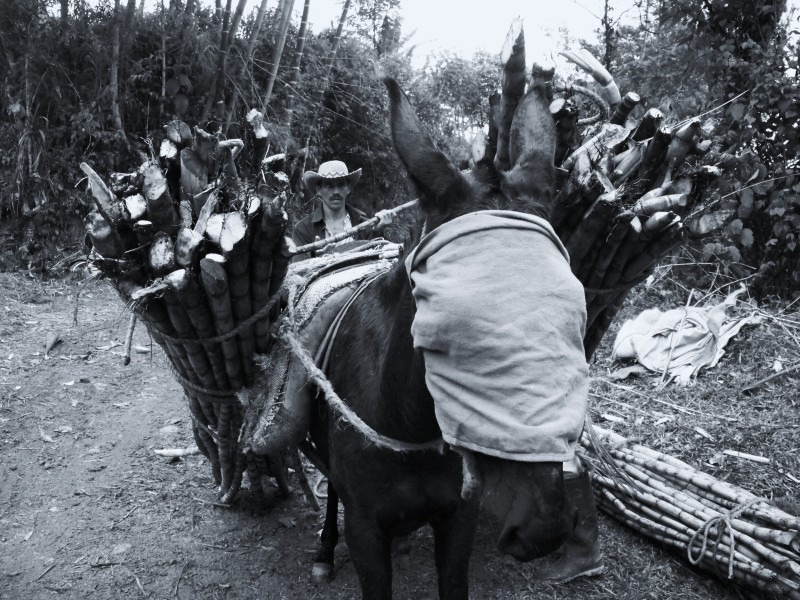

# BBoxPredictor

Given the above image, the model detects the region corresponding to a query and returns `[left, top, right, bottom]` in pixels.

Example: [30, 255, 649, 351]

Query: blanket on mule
[405, 210, 588, 462]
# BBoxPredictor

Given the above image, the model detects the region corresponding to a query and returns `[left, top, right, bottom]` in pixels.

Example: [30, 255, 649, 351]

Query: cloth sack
[405, 210, 588, 462]
[612, 286, 761, 385]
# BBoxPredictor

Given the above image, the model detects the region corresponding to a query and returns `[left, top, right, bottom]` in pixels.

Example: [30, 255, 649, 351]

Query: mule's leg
[311, 484, 339, 583]
[344, 511, 393, 600]
[431, 502, 479, 600]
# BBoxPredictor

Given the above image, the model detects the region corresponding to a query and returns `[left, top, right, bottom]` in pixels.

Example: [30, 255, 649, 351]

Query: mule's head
[385, 27, 578, 562]
[384, 36, 556, 230]
[475, 455, 575, 561]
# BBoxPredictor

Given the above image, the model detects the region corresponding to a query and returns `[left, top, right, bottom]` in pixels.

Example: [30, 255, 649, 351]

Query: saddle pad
[405, 210, 588, 462]
[244, 251, 396, 452]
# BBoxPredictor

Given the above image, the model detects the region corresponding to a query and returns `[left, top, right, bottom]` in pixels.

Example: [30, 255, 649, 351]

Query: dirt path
[0, 273, 737, 599]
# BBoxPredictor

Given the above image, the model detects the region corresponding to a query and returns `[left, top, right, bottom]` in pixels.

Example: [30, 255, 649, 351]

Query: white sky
[136, 0, 643, 67]
[299, 0, 640, 69]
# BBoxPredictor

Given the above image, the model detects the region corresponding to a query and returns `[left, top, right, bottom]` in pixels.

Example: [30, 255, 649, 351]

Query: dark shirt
[291, 202, 376, 261]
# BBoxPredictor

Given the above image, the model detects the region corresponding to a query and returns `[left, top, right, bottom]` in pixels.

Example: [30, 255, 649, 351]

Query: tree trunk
[202, 0, 233, 125]
[110, 0, 129, 149]
[284, 0, 311, 128]
[260, 0, 295, 112]
[306, 0, 351, 138]
[601, 0, 613, 70]
[60, 0, 68, 24]
[224, 0, 271, 133]
[121, 0, 138, 56]
[160, 0, 167, 122]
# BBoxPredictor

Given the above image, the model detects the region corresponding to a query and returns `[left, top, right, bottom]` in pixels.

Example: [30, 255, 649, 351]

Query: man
[291, 160, 392, 261]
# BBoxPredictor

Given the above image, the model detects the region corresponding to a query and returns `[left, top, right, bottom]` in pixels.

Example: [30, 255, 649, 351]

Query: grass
[583, 261, 800, 598]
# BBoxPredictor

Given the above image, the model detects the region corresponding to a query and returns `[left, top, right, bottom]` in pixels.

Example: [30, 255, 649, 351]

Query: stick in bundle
[550, 97, 579, 166]
[219, 212, 256, 386]
[133, 220, 155, 246]
[218, 405, 247, 503]
[494, 19, 526, 172]
[249, 195, 287, 353]
[142, 164, 179, 234]
[549, 150, 595, 233]
[165, 269, 230, 391]
[609, 92, 640, 126]
[562, 192, 618, 273]
[124, 193, 147, 222]
[581, 426, 800, 598]
[85, 212, 125, 259]
[200, 254, 245, 390]
[160, 270, 223, 402]
[579, 210, 634, 296]
[147, 231, 176, 276]
[189, 395, 222, 485]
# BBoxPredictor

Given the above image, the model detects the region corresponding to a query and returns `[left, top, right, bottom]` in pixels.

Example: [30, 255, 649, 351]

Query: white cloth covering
[405, 210, 588, 462]
[612, 286, 761, 385]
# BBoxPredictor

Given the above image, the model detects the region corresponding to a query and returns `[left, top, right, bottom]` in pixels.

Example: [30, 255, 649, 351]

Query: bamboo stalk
[86, 212, 125, 258]
[609, 91, 640, 126]
[147, 231, 176, 276]
[494, 19, 526, 172]
[249, 198, 285, 353]
[142, 163, 178, 234]
[550, 97, 579, 166]
[200, 254, 244, 389]
[563, 193, 617, 274]
[631, 107, 664, 142]
[268, 234, 292, 299]
[165, 269, 230, 391]
[582, 211, 634, 304]
[220, 212, 255, 386]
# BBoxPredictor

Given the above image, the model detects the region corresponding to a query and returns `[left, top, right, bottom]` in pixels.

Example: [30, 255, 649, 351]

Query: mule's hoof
[310, 562, 333, 583]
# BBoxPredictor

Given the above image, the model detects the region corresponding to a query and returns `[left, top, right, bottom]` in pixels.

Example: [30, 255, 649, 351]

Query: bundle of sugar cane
[80, 116, 294, 502]
[542, 53, 724, 358]
[580, 425, 800, 598]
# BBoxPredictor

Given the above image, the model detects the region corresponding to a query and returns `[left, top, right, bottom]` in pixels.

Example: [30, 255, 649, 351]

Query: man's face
[318, 178, 351, 212]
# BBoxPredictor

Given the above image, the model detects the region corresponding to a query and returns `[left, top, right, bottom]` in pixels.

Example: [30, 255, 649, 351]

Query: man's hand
[374, 209, 394, 229]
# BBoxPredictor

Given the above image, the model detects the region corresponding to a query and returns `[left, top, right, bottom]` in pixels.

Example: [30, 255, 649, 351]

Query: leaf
[726, 245, 741, 262]
[278, 517, 296, 528]
[39, 428, 55, 443]
[702, 242, 725, 261]
[729, 103, 746, 121]
[740, 228, 754, 247]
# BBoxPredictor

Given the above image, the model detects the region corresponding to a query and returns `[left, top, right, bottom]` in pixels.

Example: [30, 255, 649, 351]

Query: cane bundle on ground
[581, 426, 800, 598]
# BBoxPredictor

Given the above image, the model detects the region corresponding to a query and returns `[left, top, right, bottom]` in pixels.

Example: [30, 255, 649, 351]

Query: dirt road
[0, 273, 736, 599]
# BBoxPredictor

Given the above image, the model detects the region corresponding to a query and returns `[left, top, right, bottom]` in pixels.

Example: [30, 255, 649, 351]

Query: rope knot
[686, 498, 762, 579]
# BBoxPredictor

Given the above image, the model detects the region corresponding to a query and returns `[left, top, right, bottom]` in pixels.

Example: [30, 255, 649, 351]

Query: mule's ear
[502, 79, 557, 217]
[384, 78, 463, 203]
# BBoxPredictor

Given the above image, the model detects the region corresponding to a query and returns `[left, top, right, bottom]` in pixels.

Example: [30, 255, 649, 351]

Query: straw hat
[303, 160, 362, 195]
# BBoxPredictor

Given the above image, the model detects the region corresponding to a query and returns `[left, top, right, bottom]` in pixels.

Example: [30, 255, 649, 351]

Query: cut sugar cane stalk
[200, 254, 245, 390]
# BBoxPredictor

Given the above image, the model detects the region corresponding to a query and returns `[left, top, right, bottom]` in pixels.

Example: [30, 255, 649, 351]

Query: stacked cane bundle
[542, 50, 722, 358]
[82, 119, 294, 502]
[581, 426, 800, 598]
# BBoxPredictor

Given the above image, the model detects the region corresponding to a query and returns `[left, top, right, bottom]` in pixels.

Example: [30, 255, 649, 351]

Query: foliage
[582, 0, 800, 297]
[3, 0, 799, 295]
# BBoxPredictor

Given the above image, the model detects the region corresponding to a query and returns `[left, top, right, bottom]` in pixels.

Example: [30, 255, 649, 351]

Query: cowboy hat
[303, 160, 362, 195]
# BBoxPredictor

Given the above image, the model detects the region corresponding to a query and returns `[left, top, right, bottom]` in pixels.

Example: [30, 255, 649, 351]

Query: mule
[302, 59, 587, 599]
